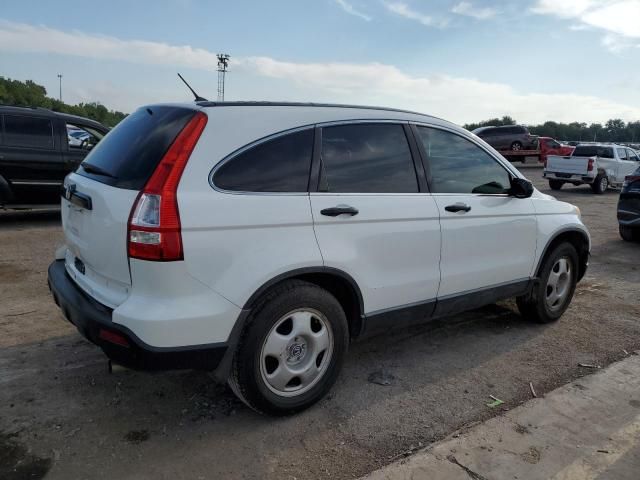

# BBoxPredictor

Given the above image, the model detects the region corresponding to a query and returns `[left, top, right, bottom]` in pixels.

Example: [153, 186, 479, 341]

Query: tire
[591, 174, 608, 194]
[548, 180, 564, 190]
[517, 242, 578, 323]
[228, 280, 349, 415]
[511, 141, 523, 151]
[619, 225, 638, 242]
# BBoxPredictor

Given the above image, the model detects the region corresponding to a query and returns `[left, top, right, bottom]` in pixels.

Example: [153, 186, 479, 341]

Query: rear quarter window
[77, 106, 196, 190]
[212, 129, 314, 192]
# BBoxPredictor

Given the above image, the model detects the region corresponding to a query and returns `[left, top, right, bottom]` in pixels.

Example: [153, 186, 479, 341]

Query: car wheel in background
[517, 242, 578, 323]
[511, 141, 523, 151]
[228, 280, 349, 415]
[591, 175, 608, 194]
[619, 225, 639, 242]
[549, 180, 564, 190]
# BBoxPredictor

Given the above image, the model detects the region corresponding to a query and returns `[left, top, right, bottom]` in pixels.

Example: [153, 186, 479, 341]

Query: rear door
[61, 106, 197, 308]
[310, 122, 441, 320]
[413, 125, 537, 313]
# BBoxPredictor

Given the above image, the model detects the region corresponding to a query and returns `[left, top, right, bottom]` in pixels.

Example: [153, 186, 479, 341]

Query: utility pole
[217, 54, 230, 101]
[57, 74, 63, 102]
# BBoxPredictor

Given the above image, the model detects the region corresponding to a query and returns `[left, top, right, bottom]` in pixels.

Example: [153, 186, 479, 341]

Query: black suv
[618, 166, 640, 242]
[472, 125, 537, 151]
[0, 105, 109, 208]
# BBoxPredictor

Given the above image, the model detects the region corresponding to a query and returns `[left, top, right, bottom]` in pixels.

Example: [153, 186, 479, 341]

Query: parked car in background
[0, 105, 109, 208]
[544, 144, 640, 193]
[618, 166, 640, 241]
[48, 101, 590, 415]
[472, 125, 537, 151]
[538, 137, 575, 158]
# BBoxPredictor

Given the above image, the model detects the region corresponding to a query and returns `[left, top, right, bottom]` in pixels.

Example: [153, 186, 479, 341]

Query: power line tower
[217, 54, 230, 101]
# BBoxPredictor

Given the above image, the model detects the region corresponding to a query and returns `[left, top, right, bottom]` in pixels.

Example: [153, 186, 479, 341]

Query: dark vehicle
[0, 105, 109, 208]
[618, 166, 640, 241]
[472, 125, 538, 151]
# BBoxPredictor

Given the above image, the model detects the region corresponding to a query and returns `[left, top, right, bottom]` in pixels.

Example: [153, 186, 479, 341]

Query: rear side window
[320, 123, 418, 193]
[3, 115, 54, 149]
[416, 126, 511, 194]
[213, 129, 314, 192]
[77, 106, 196, 190]
[572, 146, 614, 158]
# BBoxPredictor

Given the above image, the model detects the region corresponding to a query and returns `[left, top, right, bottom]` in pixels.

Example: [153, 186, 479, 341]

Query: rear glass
[572, 146, 614, 159]
[76, 106, 196, 189]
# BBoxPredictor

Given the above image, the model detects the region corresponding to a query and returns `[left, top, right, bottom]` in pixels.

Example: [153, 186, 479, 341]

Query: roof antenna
[177, 73, 208, 102]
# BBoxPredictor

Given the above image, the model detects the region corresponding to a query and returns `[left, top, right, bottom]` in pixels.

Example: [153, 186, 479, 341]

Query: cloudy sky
[1, 0, 639, 125]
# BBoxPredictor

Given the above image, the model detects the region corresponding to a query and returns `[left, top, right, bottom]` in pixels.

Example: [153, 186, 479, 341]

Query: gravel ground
[1, 165, 639, 480]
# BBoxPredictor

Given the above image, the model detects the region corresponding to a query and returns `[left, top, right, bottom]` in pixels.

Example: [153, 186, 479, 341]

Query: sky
[1, 0, 639, 126]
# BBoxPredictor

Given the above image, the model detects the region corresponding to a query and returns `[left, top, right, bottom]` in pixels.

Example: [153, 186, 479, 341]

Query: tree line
[0, 77, 127, 127]
[463, 116, 640, 144]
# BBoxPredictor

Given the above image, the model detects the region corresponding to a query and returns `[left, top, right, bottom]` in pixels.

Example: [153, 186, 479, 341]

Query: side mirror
[509, 177, 534, 198]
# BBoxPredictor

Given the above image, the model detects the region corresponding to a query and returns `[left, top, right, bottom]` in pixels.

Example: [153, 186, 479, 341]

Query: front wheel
[511, 141, 523, 151]
[591, 175, 608, 194]
[517, 242, 578, 323]
[549, 180, 564, 190]
[228, 280, 349, 415]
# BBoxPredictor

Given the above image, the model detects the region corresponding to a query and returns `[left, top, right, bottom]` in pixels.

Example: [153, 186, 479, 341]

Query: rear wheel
[620, 225, 639, 242]
[517, 242, 578, 323]
[228, 280, 349, 415]
[511, 141, 523, 151]
[591, 175, 608, 194]
[549, 180, 564, 190]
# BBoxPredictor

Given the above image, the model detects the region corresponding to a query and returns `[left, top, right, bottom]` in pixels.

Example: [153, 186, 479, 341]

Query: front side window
[66, 123, 105, 150]
[320, 123, 418, 193]
[415, 126, 511, 194]
[3, 115, 54, 149]
[214, 128, 314, 192]
[617, 148, 628, 160]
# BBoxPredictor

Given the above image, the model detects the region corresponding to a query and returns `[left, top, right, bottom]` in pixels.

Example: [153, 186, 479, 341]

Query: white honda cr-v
[48, 102, 590, 415]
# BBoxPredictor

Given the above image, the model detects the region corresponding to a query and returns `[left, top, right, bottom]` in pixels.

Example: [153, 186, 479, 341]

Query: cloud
[531, 0, 640, 51]
[1, 20, 639, 124]
[245, 56, 640, 124]
[383, 1, 448, 28]
[0, 20, 220, 70]
[451, 1, 497, 19]
[333, 0, 372, 21]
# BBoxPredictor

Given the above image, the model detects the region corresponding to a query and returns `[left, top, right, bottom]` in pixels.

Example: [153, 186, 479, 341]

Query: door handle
[445, 203, 471, 213]
[320, 205, 359, 217]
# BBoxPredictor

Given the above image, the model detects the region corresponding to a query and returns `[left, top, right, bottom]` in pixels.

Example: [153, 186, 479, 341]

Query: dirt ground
[1, 164, 639, 480]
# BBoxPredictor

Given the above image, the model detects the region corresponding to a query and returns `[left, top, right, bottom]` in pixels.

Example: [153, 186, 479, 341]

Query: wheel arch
[535, 228, 590, 282]
[242, 267, 365, 338]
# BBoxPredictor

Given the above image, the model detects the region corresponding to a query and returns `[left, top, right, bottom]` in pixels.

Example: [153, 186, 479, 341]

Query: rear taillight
[587, 158, 595, 172]
[128, 111, 207, 261]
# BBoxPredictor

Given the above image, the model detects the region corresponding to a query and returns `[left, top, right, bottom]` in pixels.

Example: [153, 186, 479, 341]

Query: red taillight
[128, 111, 208, 261]
[99, 329, 130, 347]
[587, 158, 594, 172]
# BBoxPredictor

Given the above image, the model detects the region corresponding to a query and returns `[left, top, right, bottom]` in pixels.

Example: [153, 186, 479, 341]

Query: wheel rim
[259, 308, 334, 397]
[601, 177, 608, 191]
[545, 257, 572, 311]
[512, 143, 522, 151]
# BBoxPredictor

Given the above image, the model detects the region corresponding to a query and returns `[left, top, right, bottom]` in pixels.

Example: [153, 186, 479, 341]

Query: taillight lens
[587, 158, 595, 172]
[128, 111, 208, 261]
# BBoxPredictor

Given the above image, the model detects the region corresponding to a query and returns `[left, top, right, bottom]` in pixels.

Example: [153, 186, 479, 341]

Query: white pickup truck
[544, 144, 640, 194]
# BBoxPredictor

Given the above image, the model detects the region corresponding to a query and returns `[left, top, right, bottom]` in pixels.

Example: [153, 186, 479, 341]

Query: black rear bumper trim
[47, 259, 227, 371]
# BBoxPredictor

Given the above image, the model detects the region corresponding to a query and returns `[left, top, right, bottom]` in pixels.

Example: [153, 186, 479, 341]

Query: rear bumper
[543, 171, 594, 183]
[47, 259, 227, 371]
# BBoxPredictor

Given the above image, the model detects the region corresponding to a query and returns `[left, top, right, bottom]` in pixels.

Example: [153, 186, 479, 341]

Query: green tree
[0, 77, 126, 127]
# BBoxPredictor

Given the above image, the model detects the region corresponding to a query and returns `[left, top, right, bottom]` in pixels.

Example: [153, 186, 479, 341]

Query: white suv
[48, 102, 590, 415]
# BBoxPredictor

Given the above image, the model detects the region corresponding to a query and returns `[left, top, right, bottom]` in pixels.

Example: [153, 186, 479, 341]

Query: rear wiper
[81, 162, 116, 178]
